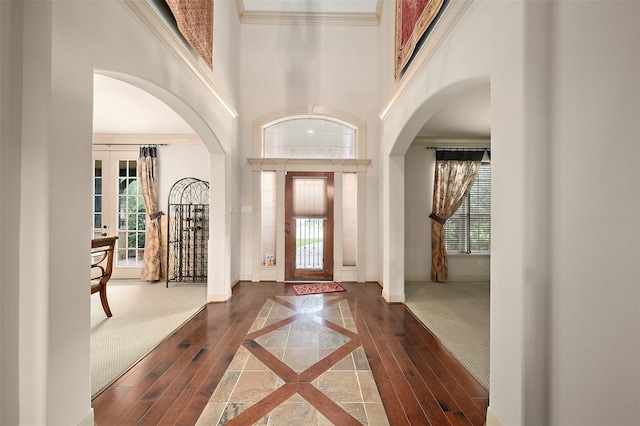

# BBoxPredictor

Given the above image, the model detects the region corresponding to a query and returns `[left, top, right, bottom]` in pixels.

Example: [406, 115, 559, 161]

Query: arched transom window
[263, 116, 356, 159]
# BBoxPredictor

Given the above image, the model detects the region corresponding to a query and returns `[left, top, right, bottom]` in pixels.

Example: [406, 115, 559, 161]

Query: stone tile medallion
[197, 294, 390, 425]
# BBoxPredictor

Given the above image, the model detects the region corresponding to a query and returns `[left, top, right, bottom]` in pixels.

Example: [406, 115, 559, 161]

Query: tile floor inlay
[197, 294, 390, 425]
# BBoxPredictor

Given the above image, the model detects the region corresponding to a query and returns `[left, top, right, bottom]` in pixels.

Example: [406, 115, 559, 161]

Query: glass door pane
[117, 159, 145, 268]
[92, 159, 104, 238]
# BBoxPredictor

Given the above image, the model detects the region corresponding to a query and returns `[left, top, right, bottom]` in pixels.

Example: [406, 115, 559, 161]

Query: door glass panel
[92, 160, 103, 237]
[295, 218, 324, 270]
[116, 159, 145, 268]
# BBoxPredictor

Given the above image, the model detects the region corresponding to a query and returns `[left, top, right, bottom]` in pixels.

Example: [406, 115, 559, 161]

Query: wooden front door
[285, 172, 334, 281]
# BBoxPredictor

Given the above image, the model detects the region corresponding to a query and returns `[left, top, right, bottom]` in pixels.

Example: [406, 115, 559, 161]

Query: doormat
[291, 282, 346, 296]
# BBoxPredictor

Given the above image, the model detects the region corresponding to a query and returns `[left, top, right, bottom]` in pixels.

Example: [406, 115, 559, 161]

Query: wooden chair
[91, 236, 118, 317]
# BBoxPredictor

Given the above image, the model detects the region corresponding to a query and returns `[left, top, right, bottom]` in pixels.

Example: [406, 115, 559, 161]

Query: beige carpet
[404, 281, 489, 389]
[91, 280, 207, 396]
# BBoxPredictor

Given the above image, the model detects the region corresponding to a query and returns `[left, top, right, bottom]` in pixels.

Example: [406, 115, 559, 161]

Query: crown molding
[238, 10, 380, 26]
[247, 158, 371, 173]
[124, 0, 238, 118]
[379, 0, 473, 120]
[92, 133, 202, 146]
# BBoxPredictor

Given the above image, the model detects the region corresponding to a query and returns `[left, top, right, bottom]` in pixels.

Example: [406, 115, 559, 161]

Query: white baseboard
[382, 288, 405, 303]
[77, 409, 94, 426]
[207, 291, 231, 303]
[486, 407, 503, 426]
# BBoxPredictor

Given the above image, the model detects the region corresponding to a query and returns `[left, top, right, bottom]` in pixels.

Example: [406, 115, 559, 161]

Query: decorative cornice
[124, 0, 238, 118]
[379, 0, 473, 120]
[247, 158, 371, 172]
[93, 133, 201, 145]
[239, 10, 380, 26]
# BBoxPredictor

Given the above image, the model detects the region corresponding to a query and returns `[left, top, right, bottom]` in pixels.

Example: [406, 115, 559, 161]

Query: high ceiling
[241, 0, 379, 14]
[93, 1, 491, 141]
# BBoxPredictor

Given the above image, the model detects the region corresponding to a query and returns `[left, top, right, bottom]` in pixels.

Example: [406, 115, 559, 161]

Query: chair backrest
[91, 236, 118, 285]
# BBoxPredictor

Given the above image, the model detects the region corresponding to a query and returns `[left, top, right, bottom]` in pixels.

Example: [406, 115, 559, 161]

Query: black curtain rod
[425, 147, 490, 151]
[92, 143, 168, 147]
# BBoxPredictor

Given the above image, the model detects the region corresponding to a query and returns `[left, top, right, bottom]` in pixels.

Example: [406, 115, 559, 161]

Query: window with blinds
[445, 163, 491, 253]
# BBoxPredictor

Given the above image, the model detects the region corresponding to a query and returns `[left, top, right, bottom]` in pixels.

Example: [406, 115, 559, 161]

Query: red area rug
[291, 282, 346, 296]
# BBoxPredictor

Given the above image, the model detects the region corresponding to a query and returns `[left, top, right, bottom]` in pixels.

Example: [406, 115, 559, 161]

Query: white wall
[379, 0, 531, 423]
[381, 1, 640, 425]
[547, 2, 640, 424]
[405, 146, 434, 280]
[404, 145, 490, 282]
[0, 1, 238, 424]
[0, 1, 22, 423]
[212, 0, 242, 285]
[158, 144, 210, 205]
[238, 21, 381, 281]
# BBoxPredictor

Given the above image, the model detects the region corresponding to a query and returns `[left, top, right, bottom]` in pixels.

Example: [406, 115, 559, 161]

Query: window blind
[445, 163, 491, 253]
[292, 177, 327, 219]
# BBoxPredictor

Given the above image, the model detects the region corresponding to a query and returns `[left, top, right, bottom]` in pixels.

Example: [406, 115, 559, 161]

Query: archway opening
[402, 82, 491, 390]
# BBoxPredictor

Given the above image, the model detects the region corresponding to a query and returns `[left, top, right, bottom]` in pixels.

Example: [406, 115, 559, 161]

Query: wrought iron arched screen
[166, 178, 209, 286]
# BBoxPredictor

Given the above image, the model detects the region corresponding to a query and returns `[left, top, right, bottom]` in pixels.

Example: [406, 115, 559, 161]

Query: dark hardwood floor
[92, 281, 488, 425]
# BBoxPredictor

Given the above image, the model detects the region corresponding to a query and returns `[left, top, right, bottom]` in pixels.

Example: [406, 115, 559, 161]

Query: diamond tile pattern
[197, 295, 389, 425]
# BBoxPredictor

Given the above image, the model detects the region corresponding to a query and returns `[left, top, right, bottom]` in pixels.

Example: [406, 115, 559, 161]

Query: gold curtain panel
[166, 0, 213, 69]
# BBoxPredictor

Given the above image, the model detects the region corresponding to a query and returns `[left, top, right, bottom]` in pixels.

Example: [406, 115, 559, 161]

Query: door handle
[285, 229, 290, 234]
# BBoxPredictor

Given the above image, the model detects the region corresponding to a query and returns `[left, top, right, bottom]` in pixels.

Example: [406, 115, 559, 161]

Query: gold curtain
[138, 147, 164, 281]
[430, 159, 481, 282]
[166, 0, 213, 69]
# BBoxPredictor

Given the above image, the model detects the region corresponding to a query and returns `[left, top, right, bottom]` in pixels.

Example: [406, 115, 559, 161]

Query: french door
[92, 149, 146, 279]
[284, 172, 334, 281]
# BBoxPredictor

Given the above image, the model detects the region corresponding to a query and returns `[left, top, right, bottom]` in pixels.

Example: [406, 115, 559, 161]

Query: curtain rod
[92, 143, 168, 147]
[425, 147, 490, 151]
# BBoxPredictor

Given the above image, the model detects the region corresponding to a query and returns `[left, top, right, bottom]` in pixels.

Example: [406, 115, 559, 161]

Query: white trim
[124, 0, 238, 119]
[207, 292, 232, 303]
[340, 268, 360, 283]
[382, 288, 405, 304]
[93, 133, 201, 146]
[78, 410, 94, 426]
[248, 158, 371, 171]
[250, 162, 370, 283]
[379, 0, 473, 120]
[486, 408, 503, 426]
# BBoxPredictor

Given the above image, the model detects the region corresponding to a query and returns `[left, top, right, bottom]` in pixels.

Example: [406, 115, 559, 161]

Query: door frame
[284, 171, 334, 281]
[249, 158, 370, 284]
[92, 147, 144, 279]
